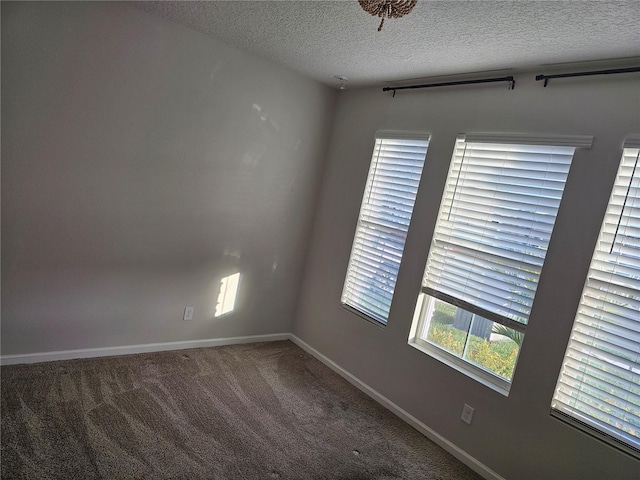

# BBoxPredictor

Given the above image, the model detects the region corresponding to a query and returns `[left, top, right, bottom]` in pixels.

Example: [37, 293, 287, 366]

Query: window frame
[551, 136, 640, 458]
[341, 131, 430, 326]
[409, 133, 592, 394]
[409, 293, 513, 394]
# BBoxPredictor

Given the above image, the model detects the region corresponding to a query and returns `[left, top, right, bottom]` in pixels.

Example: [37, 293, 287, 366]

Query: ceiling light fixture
[359, 0, 418, 31]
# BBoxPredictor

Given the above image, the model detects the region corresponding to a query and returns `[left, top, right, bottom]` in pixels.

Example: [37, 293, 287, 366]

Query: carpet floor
[1, 340, 484, 479]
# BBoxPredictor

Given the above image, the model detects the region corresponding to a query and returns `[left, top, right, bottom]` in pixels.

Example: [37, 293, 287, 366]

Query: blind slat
[423, 138, 574, 330]
[342, 136, 429, 325]
[552, 147, 640, 454]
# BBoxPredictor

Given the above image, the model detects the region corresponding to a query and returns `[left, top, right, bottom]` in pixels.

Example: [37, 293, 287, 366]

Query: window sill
[341, 303, 388, 329]
[550, 409, 640, 460]
[408, 337, 511, 396]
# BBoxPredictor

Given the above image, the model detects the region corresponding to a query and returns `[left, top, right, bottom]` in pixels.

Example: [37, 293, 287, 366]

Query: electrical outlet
[183, 306, 194, 321]
[461, 404, 474, 424]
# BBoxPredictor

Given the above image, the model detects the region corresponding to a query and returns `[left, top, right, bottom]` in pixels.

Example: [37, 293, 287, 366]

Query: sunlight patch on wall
[215, 272, 240, 317]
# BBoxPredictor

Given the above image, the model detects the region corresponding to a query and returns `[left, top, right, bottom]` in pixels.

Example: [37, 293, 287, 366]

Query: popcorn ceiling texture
[133, 1, 640, 87]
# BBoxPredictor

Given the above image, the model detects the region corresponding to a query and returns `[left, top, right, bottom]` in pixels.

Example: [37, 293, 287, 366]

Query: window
[552, 139, 640, 456]
[409, 134, 591, 393]
[342, 132, 429, 325]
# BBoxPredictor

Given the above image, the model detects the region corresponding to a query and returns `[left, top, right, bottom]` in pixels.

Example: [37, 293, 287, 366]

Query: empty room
[2, 1, 640, 479]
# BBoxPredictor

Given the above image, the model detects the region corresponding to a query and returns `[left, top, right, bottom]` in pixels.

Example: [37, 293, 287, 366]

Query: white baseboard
[289, 334, 507, 480]
[0, 333, 290, 366]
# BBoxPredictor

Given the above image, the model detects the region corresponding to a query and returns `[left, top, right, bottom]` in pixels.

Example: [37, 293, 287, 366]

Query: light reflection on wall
[215, 272, 240, 317]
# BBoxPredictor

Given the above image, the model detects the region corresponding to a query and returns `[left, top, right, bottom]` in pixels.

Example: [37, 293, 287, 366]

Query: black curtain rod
[382, 76, 515, 96]
[536, 66, 640, 87]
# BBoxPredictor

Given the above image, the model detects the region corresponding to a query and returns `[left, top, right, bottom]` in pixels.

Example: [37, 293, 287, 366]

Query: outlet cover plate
[461, 404, 474, 424]
[183, 307, 194, 321]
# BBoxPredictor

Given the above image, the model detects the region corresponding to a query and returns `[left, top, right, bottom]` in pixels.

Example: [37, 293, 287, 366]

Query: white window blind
[342, 133, 429, 325]
[552, 144, 640, 456]
[422, 137, 578, 329]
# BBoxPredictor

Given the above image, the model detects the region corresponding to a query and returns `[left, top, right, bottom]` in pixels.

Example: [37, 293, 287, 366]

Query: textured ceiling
[133, 1, 640, 88]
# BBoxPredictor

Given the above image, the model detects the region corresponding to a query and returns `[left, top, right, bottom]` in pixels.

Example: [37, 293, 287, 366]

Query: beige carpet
[1, 340, 483, 479]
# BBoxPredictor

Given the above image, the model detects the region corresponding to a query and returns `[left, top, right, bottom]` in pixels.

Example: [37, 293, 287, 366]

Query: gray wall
[294, 74, 640, 479]
[1, 2, 336, 354]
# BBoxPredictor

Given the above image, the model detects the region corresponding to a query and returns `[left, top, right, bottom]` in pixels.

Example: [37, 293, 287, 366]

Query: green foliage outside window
[427, 323, 520, 380]
[432, 301, 456, 325]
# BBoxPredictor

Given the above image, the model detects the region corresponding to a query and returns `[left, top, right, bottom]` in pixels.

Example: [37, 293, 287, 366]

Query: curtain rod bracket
[535, 74, 550, 87]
